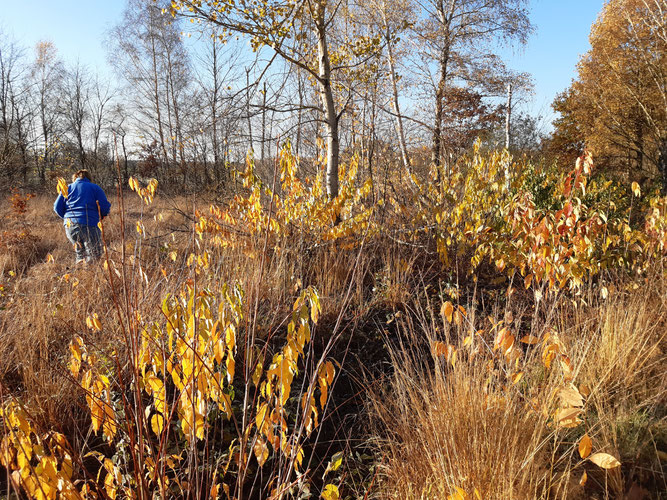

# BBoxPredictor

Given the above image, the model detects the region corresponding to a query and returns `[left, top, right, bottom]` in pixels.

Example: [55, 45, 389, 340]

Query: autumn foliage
[1, 144, 666, 499]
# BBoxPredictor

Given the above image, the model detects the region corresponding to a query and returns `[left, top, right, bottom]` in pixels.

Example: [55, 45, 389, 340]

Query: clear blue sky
[1, 0, 125, 74]
[1, 0, 604, 126]
[501, 0, 604, 126]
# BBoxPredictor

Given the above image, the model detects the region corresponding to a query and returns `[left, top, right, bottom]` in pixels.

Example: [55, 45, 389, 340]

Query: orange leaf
[579, 471, 587, 486]
[524, 274, 533, 289]
[579, 434, 592, 459]
[441, 301, 454, 323]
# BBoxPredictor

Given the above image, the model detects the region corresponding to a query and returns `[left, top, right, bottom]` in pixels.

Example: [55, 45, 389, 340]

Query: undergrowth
[0, 146, 665, 499]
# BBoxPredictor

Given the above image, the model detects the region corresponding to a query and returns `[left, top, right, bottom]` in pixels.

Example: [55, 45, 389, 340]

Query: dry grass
[1, 188, 665, 498]
[0, 192, 197, 427]
[368, 272, 667, 499]
[0, 191, 380, 428]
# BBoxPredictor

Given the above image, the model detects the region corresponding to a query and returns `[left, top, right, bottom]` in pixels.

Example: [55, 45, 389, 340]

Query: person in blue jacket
[54, 169, 111, 263]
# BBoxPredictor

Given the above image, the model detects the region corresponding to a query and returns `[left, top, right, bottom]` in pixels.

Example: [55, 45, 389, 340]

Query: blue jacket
[54, 178, 111, 226]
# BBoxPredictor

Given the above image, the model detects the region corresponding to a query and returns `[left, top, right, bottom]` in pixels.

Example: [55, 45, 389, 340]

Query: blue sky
[500, 0, 604, 125]
[1, 0, 603, 126]
[1, 0, 125, 75]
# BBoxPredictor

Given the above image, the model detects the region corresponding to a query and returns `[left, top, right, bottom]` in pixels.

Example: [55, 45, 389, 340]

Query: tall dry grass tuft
[368, 316, 554, 498]
[369, 269, 666, 499]
[561, 273, 667, 497]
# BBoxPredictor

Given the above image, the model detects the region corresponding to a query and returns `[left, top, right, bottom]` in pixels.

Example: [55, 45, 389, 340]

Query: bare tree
[0, 31, 29, 182]
[31, 40, 64, 181]
[89, 74, 115, 174]
[416, 0, 532, 168]
[60, 61, 91, 170]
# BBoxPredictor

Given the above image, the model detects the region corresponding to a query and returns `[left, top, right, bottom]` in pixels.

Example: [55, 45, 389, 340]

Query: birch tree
[167, 0, 381, 199]
[417, 0, 532, 168]
[31, 41, 64, 181]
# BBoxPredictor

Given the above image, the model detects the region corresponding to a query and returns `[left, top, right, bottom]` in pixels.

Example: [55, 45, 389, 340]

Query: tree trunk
[261, 81, 267, 163]
[150, 37, 169, 168]
[432, 41, 449, 169]
[210, 36, 220, 183]
[316, 19, 339, 199]
[385, 25, 411, 173]
[245, 69, 254, 155]
[432, 63, 444, 167]
[505, 82, 512, 150]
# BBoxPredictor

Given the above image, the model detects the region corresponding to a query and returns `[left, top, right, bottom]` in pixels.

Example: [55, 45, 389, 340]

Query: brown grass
[368, 272, 666, 499]
[0, 192, 197, 427]
[1, 189, 665, 499]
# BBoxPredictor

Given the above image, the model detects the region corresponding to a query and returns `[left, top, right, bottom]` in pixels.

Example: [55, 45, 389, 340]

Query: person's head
[72, 169, 92, 182]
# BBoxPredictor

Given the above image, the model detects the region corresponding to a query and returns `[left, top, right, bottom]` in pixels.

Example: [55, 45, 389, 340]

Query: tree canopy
[552, 0, 667, 190]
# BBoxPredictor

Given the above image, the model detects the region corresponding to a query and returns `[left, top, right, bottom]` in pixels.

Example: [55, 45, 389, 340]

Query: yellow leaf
[579, 470, 587, 486]
[441, 301, 454, 323]
[254, 439, 269, 467]
[225, 326, 236, 352]
[102, 402, 117, 440]
[321, 484, 340, 500]
[46, 253, 54, 263]
[70, 337, 83, 362]
[511, 371, 524, 384]
[589, 452, 621, 469]
[631, 181, 641, 197]
[145, 374, 164, 394]
[294, 445, 304, 470]
[226, 356, 235, 382]
[90, 400, 104, 432]
[151, 414, 164, 435]
[86, 313, 102, 331]
[579, 434, 592, 459]
[327, 452, 343, 473]
[57, 178, 68, 198]
[448, 486, 467, 500]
